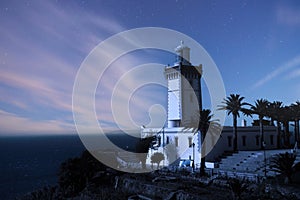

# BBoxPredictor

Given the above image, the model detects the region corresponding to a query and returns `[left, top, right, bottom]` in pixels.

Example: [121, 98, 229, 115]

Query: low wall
[118, 177, 200, 200]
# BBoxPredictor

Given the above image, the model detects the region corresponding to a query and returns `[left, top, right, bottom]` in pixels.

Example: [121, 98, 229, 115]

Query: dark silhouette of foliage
[270, 152, 297, 184]
[226, 178, 249, 200]
[150, 152, 165, 169]
[268, 101, 284, 148]
[219, 94, 250, 151]
[57, 150, 107, 197]
[183, 109, 220, 176]
[291, 101, 300, 145]
[135, 136, 156, 169]
[249, 99, 270, 149]
[279, 106, 293, 147]
[165, 141, 178, 166]
[18, 186, 60, 200]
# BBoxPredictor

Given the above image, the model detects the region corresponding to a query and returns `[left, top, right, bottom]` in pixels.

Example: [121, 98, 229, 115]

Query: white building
[141, 42, 278, 169]
[141, 41, 203, 168]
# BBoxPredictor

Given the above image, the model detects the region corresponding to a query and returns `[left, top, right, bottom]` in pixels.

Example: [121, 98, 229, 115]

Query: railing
[218, 170, 263, 183]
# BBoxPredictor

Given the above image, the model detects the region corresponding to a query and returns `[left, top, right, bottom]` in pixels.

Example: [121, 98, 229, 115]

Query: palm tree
[270, 152, 297, 184]
[219, 94, 250, 151]
[226, 177, 249, 200]
[279, 106, 293, 147]
[183, 109, 219, 176]
[268, 101, 283, 148]
[291, 101, 300, 145]
[250, 99, 269, 149]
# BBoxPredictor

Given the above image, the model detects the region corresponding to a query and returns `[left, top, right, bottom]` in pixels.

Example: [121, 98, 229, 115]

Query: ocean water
[0, 132, 140, 200]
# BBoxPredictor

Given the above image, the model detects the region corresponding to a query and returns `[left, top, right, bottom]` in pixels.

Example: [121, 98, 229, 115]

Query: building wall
[143, 125, 278, 166]
[165, 65, 202, 128]
[206, 126, 278, 161]
[167, 72, 181, 121]
[141, 127, 201, 166]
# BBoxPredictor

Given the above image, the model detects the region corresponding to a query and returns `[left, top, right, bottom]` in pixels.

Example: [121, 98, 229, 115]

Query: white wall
[206, 126, 278, 161]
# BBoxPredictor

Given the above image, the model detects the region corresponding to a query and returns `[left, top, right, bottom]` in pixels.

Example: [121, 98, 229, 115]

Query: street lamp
[192, 143, 195, 171]
[263, 141, 267, 177]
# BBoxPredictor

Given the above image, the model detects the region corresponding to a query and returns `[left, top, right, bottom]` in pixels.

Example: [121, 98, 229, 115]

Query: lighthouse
[141, 41, 203, 168]
[165, 41, 203, 128]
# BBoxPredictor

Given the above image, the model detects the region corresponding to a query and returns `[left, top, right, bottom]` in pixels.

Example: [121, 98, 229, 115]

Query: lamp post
[263, 141, 267, 177]
[192, 143, 195, 171]
[162, 127, 165, 166]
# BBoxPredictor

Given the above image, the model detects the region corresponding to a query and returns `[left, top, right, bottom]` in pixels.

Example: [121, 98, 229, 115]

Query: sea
[0, 132, 140, 200]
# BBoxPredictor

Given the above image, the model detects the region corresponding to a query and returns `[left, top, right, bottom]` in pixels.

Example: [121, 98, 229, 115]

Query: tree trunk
[200, 129, 206, 176]
[233, 114, 238, 152]
[260, 117, 264, 150]
[200, 157, 206, 176]
[296, 119, 300, 146]
[295, 119, 299, 145]
[294, 120, 298, 145]
[284, 121, 290, 147]
[277, 120, 281, 149]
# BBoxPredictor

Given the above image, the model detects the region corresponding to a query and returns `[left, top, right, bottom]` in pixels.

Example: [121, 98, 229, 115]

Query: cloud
[0, 1, 171, 134]
[0, 69, 73, 111]
[251, 55, 300, 89]
[284, 68, 300, 80]
[93, 56, 167, 131]
[0, 109, 75, 134]
[0, 1, 126, 134]
[277, 4, 300, 27]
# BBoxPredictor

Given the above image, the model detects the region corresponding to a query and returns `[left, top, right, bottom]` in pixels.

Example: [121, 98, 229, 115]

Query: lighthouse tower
[141, 41, 203, 168]
[165, 41, 203, 128]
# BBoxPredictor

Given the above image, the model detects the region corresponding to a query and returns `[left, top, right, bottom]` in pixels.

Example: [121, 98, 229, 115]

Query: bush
[57, 150, 108, 197]
[150, 152, 165, 169]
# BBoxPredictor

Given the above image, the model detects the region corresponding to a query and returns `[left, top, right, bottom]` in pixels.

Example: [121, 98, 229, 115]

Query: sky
[0, 0, 300, 135]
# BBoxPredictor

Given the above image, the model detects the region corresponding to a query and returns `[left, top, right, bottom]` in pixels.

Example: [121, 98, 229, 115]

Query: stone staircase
[218, 149, 292, 177]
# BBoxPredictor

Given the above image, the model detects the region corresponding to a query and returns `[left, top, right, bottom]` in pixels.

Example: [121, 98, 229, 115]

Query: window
[175, 136, 179, 147]
[157, 136, 161, 147]
[270, 135, 274, 145]
[227, 136, 232, 147]
[166, 136, 170, 145]
[188, 137, 193, 147]
[256, 135, 260, 146]
[242, 136, 246, 146]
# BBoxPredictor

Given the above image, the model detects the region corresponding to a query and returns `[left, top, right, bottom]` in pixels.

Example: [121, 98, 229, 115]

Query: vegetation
[150, 152, 165, 169]
[135, 135, 156, 169]
[268, 101, 284, 148]
[219, 94, 300, 150]
[164, 141, 178, 165]
[18, 186, 59, 200]
[249, 99, 270, 149]
[184, 109, 220, 176]
[18, 95, 300, 199]
[19, 149, 300, 200]
[57, 150, 117, 198]
[291, 101, 300, 145]
[219, 94, 250, 151]
[226, 177, 249, 200]
[270, 152, 297, 184]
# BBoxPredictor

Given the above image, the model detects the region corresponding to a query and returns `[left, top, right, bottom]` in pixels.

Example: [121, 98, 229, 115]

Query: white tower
[165, 41, 203, 128]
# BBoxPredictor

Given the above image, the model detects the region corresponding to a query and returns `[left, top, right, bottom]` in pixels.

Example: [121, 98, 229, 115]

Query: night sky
[1, 0, 300, 135]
